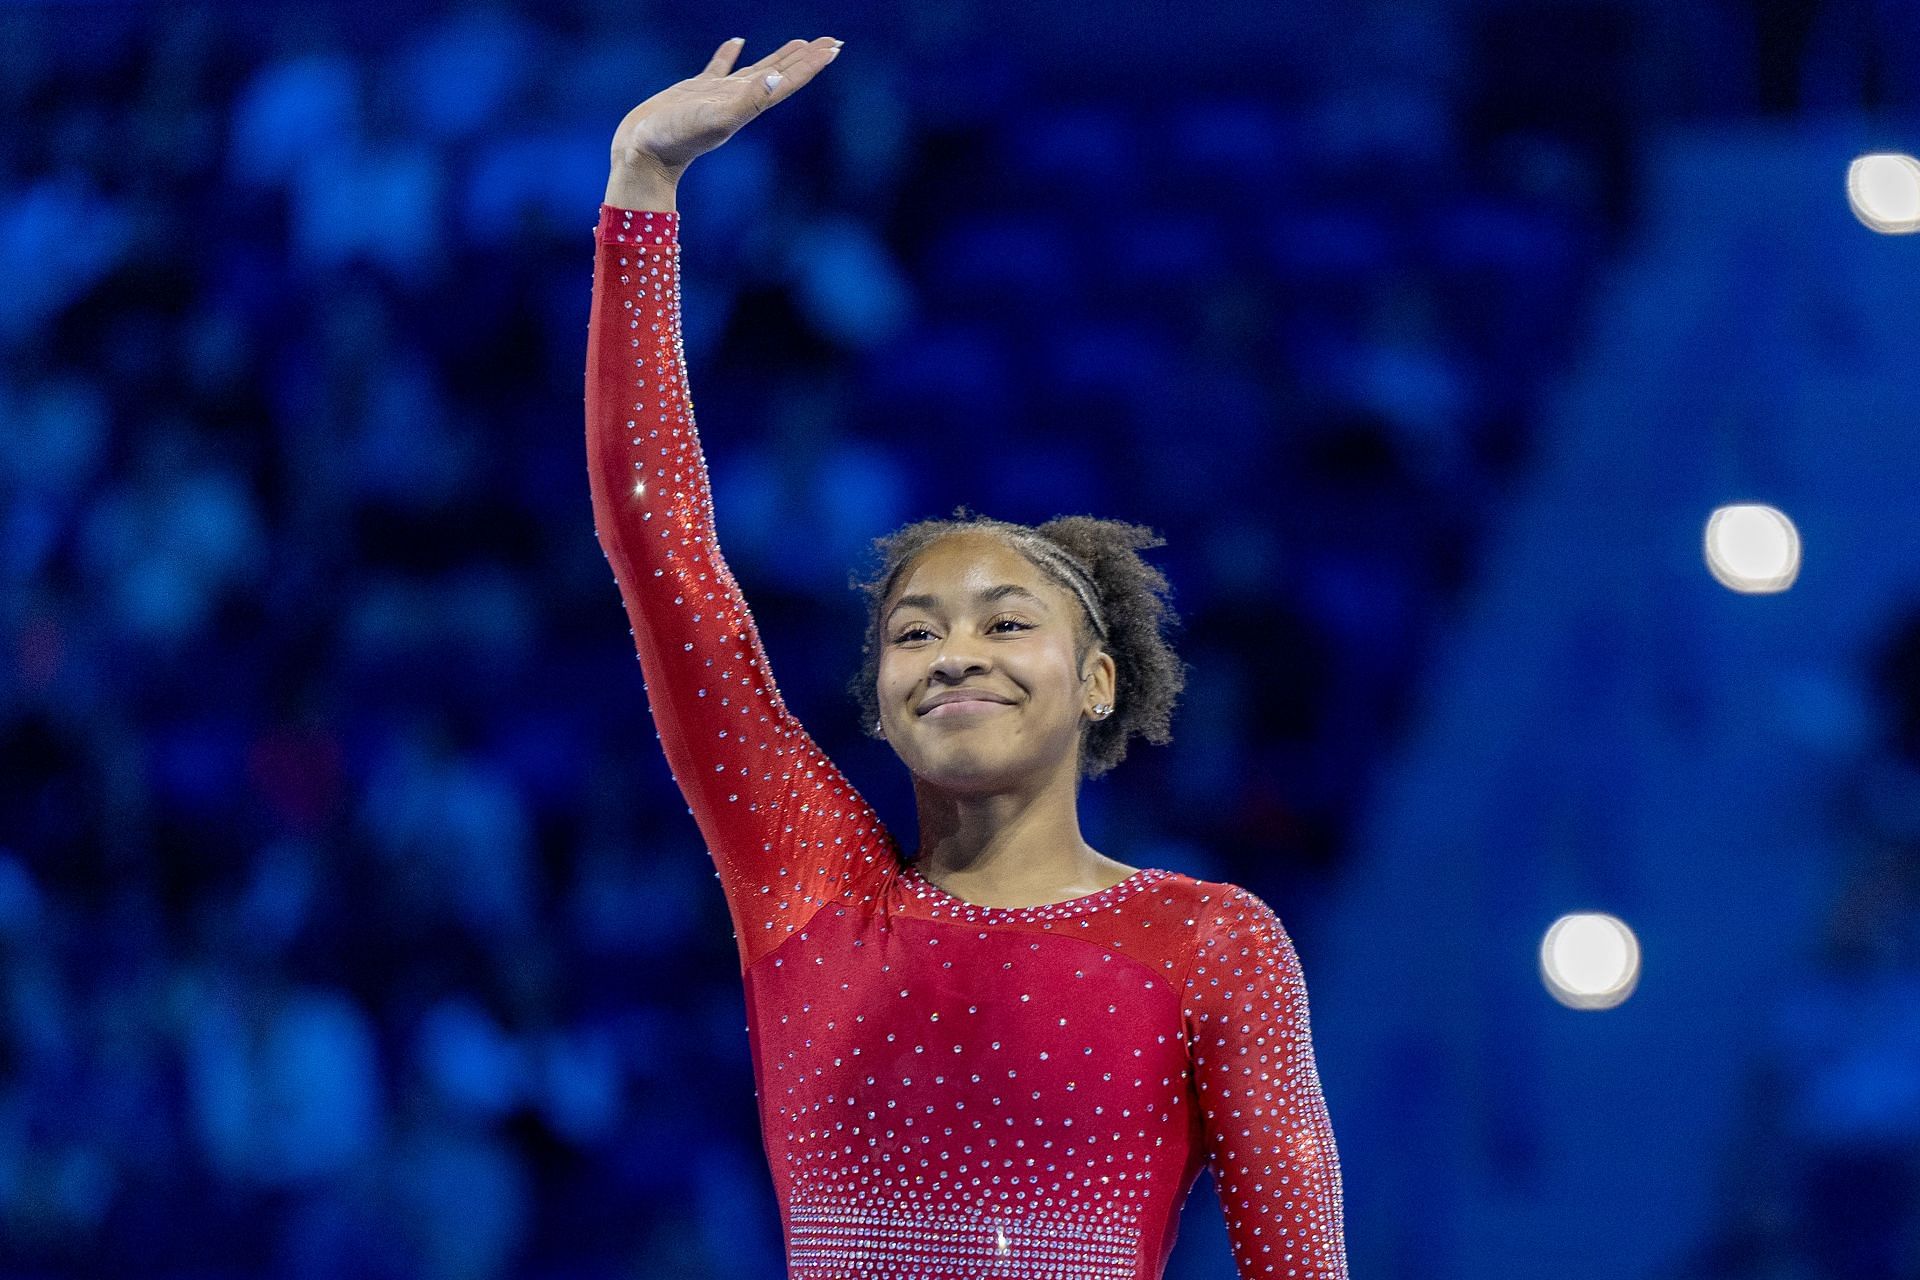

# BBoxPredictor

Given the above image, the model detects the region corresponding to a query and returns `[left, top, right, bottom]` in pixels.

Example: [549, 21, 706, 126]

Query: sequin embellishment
[788, 1192, 1142, 1278]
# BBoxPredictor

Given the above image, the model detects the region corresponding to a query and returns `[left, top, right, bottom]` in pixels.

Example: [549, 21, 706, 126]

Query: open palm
[611, 36, 842, 177]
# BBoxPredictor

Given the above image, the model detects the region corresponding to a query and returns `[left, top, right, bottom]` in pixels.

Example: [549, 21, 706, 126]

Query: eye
[891, 616, 1033, 644]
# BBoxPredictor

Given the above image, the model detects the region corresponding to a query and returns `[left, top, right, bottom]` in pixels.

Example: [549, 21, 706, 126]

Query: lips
[922, 697, 1011, 718]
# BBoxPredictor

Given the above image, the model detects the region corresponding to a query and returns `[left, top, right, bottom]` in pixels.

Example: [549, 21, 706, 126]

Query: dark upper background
[5, 0, 1919, 1276]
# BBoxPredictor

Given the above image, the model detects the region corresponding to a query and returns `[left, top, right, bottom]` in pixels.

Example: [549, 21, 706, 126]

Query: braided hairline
[998, 527, 1109, 649]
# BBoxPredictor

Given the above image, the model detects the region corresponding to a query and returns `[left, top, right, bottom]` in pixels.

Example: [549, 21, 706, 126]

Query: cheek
[876, 654, 911, 701]
[1011, 658, 1077, 710]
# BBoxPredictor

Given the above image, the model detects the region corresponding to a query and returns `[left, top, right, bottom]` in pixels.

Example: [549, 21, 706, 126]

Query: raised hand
[611, 36, 843, 183]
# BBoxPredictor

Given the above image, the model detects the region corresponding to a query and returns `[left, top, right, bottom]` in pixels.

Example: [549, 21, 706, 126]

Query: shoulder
[1158, 873, 1289, 936]
[1183, 877, 1305, 981]
[1146, 873, 1295, 969]
[1171, 878, 1316, 1022]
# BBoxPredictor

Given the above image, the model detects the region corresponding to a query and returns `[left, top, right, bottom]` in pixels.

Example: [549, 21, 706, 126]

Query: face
[876, 531, 1113, 793]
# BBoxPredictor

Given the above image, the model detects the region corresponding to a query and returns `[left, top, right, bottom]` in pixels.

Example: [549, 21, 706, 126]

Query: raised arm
[585, 37, 893, 974]
[1183, 885, 1350, 1279]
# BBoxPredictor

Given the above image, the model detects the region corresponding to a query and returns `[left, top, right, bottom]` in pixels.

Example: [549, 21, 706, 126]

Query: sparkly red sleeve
[585, 203, 895, 973]
[1185, 886, 1350, 1278]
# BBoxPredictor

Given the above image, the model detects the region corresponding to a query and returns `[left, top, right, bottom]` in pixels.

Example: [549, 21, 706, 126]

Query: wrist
[607, 151, 680, 212]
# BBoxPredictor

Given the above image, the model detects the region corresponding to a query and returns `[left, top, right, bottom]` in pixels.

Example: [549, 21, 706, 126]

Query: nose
[928, 646, 991, 680]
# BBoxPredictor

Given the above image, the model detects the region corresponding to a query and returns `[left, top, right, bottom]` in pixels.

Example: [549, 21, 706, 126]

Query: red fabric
[586, 202, 1349, 1278]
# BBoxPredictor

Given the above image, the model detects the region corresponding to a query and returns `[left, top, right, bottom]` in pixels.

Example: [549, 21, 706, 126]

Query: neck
[907, 766, 1132, 907]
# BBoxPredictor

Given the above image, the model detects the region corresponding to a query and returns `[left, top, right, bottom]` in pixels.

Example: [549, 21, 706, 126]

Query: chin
[913, 738, 1051, 793]
[907, 743, 1010, 787]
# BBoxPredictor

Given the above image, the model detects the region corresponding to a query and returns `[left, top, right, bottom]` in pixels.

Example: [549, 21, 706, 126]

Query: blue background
[4, 0, 1919, 1276]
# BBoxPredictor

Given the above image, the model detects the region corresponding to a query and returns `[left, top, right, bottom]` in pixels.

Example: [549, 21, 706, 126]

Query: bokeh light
[1705, 503, 1801, 593]
[1847, 152, 1920, 233]
[1540, 912, 1641, 1011]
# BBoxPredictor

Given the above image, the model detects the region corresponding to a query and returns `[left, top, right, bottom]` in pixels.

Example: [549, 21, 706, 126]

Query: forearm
[605, 155, 679, 212]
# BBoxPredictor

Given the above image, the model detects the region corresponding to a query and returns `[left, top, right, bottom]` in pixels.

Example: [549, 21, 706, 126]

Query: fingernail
[825, 46, 840, 60]
[729, 36, 744, 44]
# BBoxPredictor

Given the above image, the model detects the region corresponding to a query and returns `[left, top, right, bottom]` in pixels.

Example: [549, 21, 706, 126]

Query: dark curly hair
[845, 504, 1188, 781]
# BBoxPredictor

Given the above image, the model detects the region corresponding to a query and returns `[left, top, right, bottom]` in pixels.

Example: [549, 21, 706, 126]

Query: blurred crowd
[1670, 604, 1920, 1280]
[3, 0, 1911, 1276]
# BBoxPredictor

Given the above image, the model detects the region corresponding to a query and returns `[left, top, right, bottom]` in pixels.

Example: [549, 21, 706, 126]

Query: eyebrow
[886, 583, 1052, 620]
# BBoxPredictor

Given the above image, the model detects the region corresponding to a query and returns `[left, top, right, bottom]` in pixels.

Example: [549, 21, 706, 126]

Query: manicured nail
[825, 46, 840, 60]
[729, 36, 744, 44]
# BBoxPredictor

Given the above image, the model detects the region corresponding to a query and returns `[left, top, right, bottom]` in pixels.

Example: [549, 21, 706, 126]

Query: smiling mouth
[922, 698, 1011, 718]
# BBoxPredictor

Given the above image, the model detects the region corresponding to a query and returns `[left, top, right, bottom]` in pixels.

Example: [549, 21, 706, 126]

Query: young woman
[585, 36, 1349, 1279]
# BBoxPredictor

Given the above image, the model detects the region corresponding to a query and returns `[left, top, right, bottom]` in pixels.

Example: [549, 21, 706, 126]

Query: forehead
[888, 533, 1054, 602]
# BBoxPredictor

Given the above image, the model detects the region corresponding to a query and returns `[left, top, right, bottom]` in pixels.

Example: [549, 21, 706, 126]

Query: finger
[768, 36, 840, 78]
[701, 36, 745, 77]
[731, 37, 806, 78]
[752, 38, 841, 105]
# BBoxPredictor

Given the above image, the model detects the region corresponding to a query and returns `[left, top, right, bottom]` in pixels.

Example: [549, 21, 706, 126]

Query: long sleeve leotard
[585, 201, 1349, 1279]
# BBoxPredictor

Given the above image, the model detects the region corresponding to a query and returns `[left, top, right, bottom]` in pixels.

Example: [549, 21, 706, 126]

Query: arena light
[1704, 503, 1800, 593]
[1847, 153, 1920, 234]
[1540, 912, 1640, 1011]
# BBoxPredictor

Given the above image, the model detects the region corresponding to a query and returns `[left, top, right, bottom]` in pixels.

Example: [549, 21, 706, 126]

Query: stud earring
[1091, 703, 1112, 718]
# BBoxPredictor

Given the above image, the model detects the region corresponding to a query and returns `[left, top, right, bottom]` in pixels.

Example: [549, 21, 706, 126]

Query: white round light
[1705, 503, 1800, 593]
[1847, 153, 1920, 234]
[1540, 912, 1640, 1011]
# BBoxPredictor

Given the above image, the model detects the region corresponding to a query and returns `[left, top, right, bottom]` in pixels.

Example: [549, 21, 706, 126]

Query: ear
[1083, 648, 1117, 713]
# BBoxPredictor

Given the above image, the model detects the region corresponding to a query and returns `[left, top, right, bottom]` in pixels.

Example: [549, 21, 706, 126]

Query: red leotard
[585, 202, 1349, 1279]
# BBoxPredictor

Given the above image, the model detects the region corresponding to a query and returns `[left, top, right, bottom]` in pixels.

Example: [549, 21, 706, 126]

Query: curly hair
[845, 504, 1188, 781]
